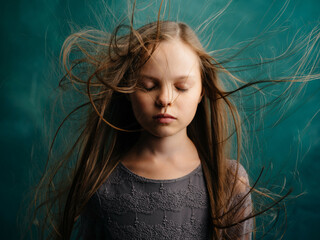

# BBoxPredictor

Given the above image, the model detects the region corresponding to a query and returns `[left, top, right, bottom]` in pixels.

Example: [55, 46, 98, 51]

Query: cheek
[180, 91, 202, 119]
[184, 97, 200, 116]
[130, 93, 153, 118]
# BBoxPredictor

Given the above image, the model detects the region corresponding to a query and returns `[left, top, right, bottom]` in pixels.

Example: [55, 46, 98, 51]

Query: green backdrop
[1, 0, 319, 239]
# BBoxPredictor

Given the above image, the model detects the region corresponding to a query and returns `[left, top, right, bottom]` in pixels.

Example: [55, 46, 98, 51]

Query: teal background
[1, 0, 319, 239]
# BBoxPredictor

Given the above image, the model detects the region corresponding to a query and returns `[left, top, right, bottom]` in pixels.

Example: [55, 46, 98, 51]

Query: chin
[146, 127, 185, 138]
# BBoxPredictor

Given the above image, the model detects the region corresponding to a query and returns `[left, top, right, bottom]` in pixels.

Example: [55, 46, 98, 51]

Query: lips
[153, 113, 176, 124]
[153, 113, 176, 119]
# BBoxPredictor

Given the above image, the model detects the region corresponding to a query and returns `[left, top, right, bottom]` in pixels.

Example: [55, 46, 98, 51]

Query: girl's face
[129, 39, 202, 138]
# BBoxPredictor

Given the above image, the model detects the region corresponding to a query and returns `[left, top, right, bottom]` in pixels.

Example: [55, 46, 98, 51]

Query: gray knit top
[80, 160, 253, 239]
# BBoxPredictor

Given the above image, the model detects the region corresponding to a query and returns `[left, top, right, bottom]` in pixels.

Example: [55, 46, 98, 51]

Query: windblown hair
[30, 2, 320, 240]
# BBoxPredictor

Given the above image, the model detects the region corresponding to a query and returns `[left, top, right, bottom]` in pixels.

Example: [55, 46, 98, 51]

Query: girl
[77, 21, 253, 240]
[31, 1, 319, 240]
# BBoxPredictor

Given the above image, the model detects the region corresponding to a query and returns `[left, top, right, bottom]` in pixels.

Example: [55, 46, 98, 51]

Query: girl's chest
[90, 163, 211, 239]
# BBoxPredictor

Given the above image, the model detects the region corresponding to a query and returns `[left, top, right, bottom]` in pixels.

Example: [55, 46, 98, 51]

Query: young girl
[76, 21, 253, 240]
[31, 2, 319, 240]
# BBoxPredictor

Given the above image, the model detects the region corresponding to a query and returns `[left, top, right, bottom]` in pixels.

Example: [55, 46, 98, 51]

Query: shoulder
[224, 160, 253, 239]
[225, 160, 252, 216]
[226, 159, 249, 178]
[226, 159, 250, 194]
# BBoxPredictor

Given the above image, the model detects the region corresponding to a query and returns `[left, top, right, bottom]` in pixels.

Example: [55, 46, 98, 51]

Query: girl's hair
[30, 2, 320, 240]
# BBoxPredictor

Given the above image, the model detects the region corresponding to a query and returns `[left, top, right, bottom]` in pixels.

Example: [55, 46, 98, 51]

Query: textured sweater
[80, 160, 253, 239]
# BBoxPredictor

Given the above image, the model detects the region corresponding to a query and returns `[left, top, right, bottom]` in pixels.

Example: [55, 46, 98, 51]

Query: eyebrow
[140, 74, 195, 81]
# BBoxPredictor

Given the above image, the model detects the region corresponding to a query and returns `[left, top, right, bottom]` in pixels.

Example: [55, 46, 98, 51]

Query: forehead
[140, 40, 201, 79]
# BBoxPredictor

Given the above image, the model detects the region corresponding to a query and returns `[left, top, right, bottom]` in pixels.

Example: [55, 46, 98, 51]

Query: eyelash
[176, 87, 188, 92]
[142, 86, 188, 92]
[144, 86, 156, 91]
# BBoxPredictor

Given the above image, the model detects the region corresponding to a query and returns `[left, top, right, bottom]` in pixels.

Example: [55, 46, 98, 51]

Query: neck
[132, 129, 196, 161]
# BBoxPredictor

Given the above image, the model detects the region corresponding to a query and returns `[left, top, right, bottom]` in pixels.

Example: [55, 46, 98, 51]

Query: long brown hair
[30, 1, 320, 239]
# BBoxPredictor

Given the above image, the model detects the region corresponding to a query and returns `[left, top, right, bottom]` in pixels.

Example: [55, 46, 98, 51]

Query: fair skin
[120, 39, 203, 180]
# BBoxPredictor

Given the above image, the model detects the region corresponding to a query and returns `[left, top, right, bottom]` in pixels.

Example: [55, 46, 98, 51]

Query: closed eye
[175, 86, 188, 92]
[137, 81, 157, 91]
[144, 86, 157, 91]
[175, 83, 189, 92]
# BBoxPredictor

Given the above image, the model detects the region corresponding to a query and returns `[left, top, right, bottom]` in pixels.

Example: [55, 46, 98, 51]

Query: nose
[155, 86, 174, 108]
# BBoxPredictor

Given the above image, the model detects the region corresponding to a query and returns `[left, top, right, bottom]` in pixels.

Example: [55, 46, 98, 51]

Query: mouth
[153, 113, 176, 124]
